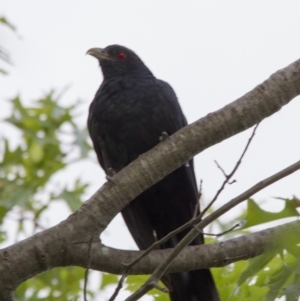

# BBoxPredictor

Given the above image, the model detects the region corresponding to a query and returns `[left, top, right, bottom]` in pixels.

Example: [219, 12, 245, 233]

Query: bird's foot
[106, 167, 117, 184]
[159, 131, 169, 141]
[106, 175, 117, 185]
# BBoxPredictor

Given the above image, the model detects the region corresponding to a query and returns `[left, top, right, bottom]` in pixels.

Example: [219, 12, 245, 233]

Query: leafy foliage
[209, 198, 300, 301]
[214, 247, 300, 301]
[15, 267, 94, 301]
[0, 93, 92, 300]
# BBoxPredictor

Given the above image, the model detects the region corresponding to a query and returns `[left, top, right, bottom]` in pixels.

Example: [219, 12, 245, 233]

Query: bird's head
[87, 45, 152, 79]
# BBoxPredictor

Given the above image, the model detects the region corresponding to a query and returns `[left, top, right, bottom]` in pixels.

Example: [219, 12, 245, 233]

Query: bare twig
[108, 274, 126, 301]
[83, 233, 94, 301]
[201, 223, 241, 237]
[193, 179, 203, 218]
[125, 159, 300, 301]
[214, 160, 228, 178]
[151, 281, 169, 293]
[200, 124, 259, 218]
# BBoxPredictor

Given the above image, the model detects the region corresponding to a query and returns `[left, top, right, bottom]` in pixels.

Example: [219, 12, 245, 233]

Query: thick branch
[81, 220, 300, 274]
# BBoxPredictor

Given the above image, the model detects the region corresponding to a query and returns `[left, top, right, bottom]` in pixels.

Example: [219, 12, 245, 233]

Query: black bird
[87, 45, 219, 301]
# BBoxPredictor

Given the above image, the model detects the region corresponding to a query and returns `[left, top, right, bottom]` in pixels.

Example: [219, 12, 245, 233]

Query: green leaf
[0, 206, 6, 223]
[28, 141, 44, 163]
[15, 267, 92, 301]
[53, 179, 87, 212]
[265, 263, 294, 301]
[238, 252, 277, 286]
[241, 199, 299, 229]
[1, 92, 93, 299]
[100, 273, 119, 289]
[285, 268, 300, 301]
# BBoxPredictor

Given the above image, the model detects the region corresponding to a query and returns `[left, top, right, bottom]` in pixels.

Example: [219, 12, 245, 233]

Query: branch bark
[84, 220, 300, 274]
[0, 58, 300, 300]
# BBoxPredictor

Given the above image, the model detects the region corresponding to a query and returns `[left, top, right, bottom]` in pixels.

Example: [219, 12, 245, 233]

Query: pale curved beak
[86, 48, 111, 60]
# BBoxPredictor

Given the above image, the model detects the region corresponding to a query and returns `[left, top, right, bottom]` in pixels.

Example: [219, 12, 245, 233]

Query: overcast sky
[1, 1, 300, 299]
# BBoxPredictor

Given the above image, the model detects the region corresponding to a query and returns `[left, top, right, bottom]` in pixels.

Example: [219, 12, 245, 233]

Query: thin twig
[201, 223, 241, 237]
[194, 179, 203, 218]
[214, 160, 227, 178]
[200, 124, 259, 218]
[108, 274, 127, 301]
[125, 159, 300, 301]
[83, 233, 94, 301]
[150, 281, 169, 293]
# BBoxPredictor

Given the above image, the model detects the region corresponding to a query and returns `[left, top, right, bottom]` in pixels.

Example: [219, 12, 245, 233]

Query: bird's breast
[91, 77, 169, 168]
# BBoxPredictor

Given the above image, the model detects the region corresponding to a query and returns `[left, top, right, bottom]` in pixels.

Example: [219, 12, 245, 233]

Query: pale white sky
[1, 1, 300, 300]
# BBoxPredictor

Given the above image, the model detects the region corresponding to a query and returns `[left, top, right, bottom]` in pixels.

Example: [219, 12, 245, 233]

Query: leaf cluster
[0, 93, 92, 300]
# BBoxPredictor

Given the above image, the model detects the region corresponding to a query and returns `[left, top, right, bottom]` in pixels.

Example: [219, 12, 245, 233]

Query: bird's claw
[106, 175, 117, 185]
[159, 131, 169, 141]
[106, 167, 117, 184]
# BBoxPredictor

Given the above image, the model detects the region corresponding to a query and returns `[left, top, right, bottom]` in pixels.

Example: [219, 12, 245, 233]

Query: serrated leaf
[241, 199, 299, 229]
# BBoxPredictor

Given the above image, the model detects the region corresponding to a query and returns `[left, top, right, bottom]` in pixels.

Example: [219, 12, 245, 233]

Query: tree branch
[82, 220, 300, 275]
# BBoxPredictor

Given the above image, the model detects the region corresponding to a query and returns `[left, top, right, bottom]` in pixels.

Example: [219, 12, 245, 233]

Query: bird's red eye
[117, 52, 126, 60]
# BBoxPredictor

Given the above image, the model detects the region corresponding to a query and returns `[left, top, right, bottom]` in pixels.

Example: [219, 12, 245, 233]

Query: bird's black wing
[153, 81, 218, 301]
[118, 79, 202, 248]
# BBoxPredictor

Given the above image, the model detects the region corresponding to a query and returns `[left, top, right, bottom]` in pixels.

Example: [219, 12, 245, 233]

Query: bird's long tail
[168, 268, 219, 301]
